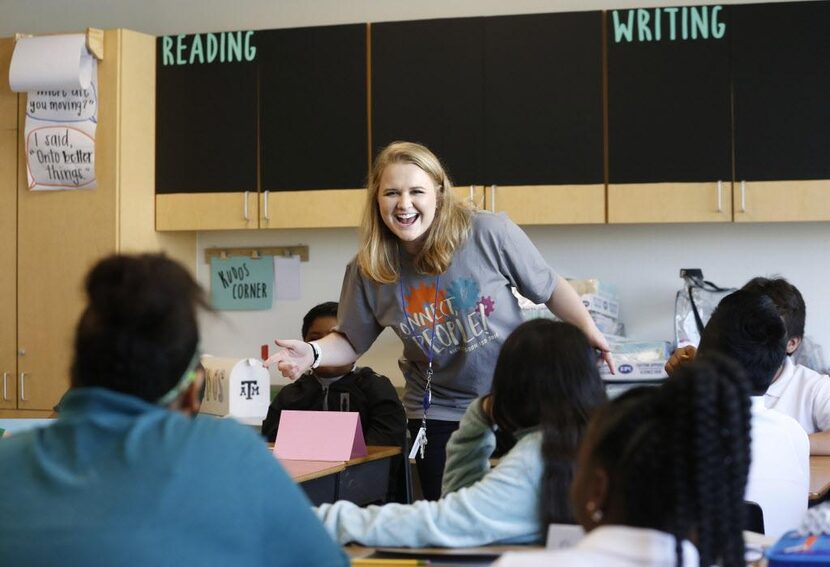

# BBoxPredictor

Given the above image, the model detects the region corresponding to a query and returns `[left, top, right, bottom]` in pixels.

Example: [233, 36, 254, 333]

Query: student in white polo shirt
[668, 277, 830, 455]
[742, 277, 830, 454]
[696, 290, 809, 539]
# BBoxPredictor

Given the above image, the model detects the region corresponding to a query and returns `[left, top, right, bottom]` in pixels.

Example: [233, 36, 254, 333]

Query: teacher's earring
[586, 501, 604, 523]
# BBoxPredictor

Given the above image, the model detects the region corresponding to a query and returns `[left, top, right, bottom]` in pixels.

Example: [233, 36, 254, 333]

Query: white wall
[3, 0, 826, 385]
[197, 220, 830, 387]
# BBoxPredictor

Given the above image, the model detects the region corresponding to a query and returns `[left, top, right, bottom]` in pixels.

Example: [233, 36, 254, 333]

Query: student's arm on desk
[441, 397, 496, 496]
[809, 431, 830, 455]
[315, 431, 542, 548]
[247, 435, 348, 565]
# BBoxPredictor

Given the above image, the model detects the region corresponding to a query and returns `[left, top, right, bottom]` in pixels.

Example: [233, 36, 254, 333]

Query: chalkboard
[607, 6, 732, 184]
[258, 24, 368, 191]
[483, 12, 604, 185]
[156, 33, 258, 194]
[371, 17, 485, 187]
[732, 1, 830, 181]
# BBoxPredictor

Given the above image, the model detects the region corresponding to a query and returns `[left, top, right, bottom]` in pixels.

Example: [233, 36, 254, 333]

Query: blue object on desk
[767, 531, 830, 565]
[0, 419, 55, 435]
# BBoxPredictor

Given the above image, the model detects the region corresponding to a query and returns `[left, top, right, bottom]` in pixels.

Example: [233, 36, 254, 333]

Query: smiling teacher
[268, 141, 611, 499]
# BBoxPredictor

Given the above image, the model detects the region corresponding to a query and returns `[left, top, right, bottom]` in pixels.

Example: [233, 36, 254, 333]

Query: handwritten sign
[24, 64, 98, 191]
[210, 256, 274, 310]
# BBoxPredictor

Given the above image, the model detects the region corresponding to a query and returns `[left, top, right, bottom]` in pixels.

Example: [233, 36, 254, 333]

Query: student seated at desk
[668, 277, 830, 455]
[316, 319, 607, 547]
[697, 290, 808, 538]
[496, 356, 752, 567]
[0, 254, 347, 566]
[261, 301, 406, 447]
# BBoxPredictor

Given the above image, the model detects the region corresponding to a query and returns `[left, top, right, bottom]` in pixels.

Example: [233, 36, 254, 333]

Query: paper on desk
[274, 410, 367, 461]
[273, 255, 301, 300]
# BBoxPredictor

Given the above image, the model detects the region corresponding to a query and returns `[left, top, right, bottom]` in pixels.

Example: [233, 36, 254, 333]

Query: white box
[581, 293, 620, 319]
[199, 357, 270, 419]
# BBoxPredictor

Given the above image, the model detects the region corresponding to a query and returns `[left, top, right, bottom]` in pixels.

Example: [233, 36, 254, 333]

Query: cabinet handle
[740, 180, 746, 213]
[19, 372, 27, 401]
[468, 185, 474, 207]
[263, 190, 270, 221]
[2, 372, 8, 401]
[489, 185, 497, 212]
[243, 191, 250, 221]
[716, 180, 722, 213]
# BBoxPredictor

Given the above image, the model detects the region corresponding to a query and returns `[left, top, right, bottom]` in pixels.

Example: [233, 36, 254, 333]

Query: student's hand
[264, 339, 313, 380]
[665, 345, 697, 376]
[481, 394, 495, 425]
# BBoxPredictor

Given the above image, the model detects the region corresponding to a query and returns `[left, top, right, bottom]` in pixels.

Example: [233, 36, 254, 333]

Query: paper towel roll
[9, 34, 94, 92]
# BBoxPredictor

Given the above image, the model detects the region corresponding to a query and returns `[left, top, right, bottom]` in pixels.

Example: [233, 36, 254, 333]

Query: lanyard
[399, 258, 440, 458]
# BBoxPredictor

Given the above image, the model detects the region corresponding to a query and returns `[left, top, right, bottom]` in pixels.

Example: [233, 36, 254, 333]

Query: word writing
[611, 5, 726, 43]
[162, 31, 256, 65]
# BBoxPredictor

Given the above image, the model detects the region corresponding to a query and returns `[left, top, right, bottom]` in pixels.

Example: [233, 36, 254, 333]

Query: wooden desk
[810, 455, 830, 501]
[276, 445, 402, 506]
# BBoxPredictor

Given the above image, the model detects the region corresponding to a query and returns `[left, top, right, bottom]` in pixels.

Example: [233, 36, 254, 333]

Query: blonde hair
[358, 141, 473, 284]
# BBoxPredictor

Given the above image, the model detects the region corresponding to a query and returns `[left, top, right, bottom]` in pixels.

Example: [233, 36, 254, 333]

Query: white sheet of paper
[546, 523, 585, 549]
[273, 255, 301, 300]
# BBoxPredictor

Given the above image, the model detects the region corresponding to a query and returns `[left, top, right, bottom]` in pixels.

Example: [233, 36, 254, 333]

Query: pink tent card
[273, 410, 367, 461]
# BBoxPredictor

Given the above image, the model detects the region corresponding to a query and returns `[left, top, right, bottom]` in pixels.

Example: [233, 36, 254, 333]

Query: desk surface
[810, 455, 830, 500]
[275, 445, 401, 484]
[281, 459, 345, 483]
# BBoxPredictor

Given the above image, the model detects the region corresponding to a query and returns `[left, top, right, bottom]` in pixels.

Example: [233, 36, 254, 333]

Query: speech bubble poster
[24, 60, 98, 191]
[210, 256, 274, 311]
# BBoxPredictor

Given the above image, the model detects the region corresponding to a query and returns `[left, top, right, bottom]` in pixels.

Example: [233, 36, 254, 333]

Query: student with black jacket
[262, 302, 406, 448]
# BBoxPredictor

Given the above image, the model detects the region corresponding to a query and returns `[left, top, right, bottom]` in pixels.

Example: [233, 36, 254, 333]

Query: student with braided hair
[496, 355, 752, 567]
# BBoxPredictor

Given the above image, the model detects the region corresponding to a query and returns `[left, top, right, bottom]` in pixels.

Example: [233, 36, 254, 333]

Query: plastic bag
[674, 269, 736, 348]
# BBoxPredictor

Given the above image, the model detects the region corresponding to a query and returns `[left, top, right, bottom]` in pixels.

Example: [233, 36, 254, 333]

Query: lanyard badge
[400, 262, 440, 461]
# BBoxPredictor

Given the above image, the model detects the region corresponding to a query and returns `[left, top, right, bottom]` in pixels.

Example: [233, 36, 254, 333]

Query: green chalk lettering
[176, 34, 186, 65]
[664, 7, 679, 40]
[189, 34, 204, 64]
[220, 32, 226, 63]
[682, 7, 689, 40]
[162, 36, 174, 66]
[228, 32, 242, 62]
[654, 8, 662, 40]
[637, 9, 653, 41]
[712, 6, 726, 38]
[207, 34, 218, 62]
[691, 6, 708, 39]
[612, 10, 635, 43]
[244, 31, 256, 61]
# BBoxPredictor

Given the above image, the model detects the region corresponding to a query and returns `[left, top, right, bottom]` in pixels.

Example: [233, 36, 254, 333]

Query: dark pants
[407, 419, 460, 501]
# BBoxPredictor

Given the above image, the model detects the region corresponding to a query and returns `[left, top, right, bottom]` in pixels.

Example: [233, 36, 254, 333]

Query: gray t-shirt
[337, 212, 557, 421]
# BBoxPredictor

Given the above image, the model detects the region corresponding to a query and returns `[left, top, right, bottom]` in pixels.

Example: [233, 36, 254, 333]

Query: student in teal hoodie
[0, 254, 346, 567]
[316, 319, 607, 547]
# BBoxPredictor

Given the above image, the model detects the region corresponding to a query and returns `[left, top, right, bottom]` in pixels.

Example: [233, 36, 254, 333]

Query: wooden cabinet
[732, 1, 830, 222]
[155, 32, 259, 230]
[606, 6, 733, 223]
[2, 30, 194, 415]
[372, 12, 604, 225]
[157, 26, 369, 230]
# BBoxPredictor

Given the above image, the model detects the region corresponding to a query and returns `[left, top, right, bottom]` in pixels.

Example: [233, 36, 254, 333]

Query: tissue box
[200, 357, 270, 419]
[599, 340, 671, 381]
[767, 531, 830, 565]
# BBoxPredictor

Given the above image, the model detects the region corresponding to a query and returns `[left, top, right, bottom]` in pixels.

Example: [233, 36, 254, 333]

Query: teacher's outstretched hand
[265, 339, 313, 380]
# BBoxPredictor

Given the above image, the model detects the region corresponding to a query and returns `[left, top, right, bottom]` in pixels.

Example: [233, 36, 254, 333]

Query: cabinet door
[0, 128, 16, 409]
[0, 39, 17, 408]
[372, 17, 484, 187]
[482, 12, 605, 224]
[156, 32, 259, 230]
[606, 6, 732, 223]
[732, 1, 830, 222]
[259, 24, 368, 201]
